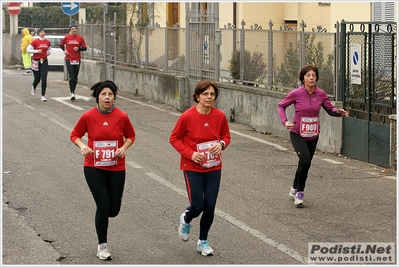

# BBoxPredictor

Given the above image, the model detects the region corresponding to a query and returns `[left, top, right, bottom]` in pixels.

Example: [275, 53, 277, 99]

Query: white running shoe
[289, 187, 297, 199]
[70, 93, 75, 101]
[97, 243, 112, 260]
[178, 212, 192, 242]
[197, 239, 214, 256]
[41, 96, 47, 101]
[294, 191, 304, 206]
[31, 86, 36, 96]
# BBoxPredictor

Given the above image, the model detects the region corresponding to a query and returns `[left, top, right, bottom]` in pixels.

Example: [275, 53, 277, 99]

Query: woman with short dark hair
[170, 80, 230, 256]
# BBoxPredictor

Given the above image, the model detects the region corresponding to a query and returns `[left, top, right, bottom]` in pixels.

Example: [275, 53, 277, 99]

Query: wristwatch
[219, 140, 226, 150]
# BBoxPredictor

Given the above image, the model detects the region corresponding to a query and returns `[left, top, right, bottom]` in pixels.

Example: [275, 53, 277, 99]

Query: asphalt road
[2, 66, 396, 265]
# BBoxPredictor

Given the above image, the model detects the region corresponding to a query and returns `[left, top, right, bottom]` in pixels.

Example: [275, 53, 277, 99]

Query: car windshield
[47, 37, 63, 48]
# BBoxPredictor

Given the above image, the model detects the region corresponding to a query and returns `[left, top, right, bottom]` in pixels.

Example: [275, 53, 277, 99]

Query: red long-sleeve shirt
[28, 38, 51, 60]
[170, 106, 231, 172]
[60, 33, 87, 61]
[70, 106, 136, 171]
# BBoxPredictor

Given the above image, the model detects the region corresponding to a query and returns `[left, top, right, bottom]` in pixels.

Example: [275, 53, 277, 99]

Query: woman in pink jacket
[277, 64, 348, 207]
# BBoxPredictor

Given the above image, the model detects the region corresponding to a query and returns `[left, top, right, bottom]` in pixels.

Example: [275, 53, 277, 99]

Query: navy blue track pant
[182, 170, 221, 241]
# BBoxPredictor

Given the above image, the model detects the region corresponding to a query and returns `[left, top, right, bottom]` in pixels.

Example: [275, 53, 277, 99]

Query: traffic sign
[61, 2, 80, 16]
[7, 2, 21, 15]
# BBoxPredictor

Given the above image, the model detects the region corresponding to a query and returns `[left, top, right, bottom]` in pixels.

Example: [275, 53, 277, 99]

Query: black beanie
[69, 24, 77, 31]
[91, 81, 117, 102]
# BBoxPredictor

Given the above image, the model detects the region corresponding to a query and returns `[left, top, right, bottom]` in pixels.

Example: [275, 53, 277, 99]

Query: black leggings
[84, 167, 126, 244]
[32, 59, 49, 96]
[290, 132, 319, 192]
[183, 170, 221, 241]
[65, 60, 80, 94]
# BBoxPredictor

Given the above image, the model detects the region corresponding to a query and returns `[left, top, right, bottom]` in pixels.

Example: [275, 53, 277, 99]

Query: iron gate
[185, 3, 220, 81]
[340, 21, 396, 168]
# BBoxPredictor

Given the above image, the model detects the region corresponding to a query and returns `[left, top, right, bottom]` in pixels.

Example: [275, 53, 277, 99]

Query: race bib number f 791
[93, 141, 118, 166]
[196, 140, 221, 168]
[300, 117, 319, 137]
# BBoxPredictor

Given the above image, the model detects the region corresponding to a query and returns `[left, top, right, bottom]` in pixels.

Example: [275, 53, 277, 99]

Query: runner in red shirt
[27, 28, 52, 101]
[60, 24, 87, 101]
[170, 80, 231, 256]
[70, 80, 136, 260]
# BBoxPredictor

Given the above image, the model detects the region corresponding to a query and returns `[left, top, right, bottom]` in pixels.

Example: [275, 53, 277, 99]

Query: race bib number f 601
[70, 59, 80, 65]
[300, 117, 319, 137]
[31, 60, 39, 71]
[93, 141, 118, 166]
[196, 140, 221, 168]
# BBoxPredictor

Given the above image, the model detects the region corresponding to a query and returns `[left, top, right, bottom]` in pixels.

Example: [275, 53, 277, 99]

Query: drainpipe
[233, 2, 236, 28]
[232, 3, 237, 53]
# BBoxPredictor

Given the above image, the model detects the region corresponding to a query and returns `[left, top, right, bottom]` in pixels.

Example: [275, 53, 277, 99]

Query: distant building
[126, 2, 397, 31]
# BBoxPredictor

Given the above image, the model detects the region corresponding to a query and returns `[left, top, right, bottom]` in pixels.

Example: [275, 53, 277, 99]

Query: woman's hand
[208, 142, 223, 157]
[191, 151, 206, 164]
[115, 147, 126, 158]
[80, 145, 93, 157]
[285, 121, 295, 129]
[337, 108, 349, 117]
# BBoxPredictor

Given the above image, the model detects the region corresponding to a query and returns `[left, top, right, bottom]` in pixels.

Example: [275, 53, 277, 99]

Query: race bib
[93, 141, 118, 166]
[70, 59, 80, 65]
[300, 117, 319, 137]
[31, 60, 39, 71]
[196, 140, 221, 168]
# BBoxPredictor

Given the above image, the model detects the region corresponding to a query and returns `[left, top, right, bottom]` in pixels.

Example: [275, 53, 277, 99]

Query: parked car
[34, 35, 65, 70]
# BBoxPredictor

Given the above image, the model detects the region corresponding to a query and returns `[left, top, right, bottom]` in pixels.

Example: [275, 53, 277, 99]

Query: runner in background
[27, 28, 51, 102]
[277, 64, 348, 207]
[60, 24, 87, 101]
[70, 80, 136, 260]
[169, 80, 231, 256]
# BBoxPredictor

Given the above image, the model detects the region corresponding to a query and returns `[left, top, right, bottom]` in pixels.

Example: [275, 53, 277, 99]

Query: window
[139, 2, 154, 27]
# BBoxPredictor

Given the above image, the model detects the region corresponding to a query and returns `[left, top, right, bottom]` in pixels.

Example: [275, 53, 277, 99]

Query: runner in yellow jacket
[21, 28, 33, 75]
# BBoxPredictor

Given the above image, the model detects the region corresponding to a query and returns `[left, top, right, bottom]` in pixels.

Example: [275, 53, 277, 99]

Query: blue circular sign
[352, 51, 359, 65]
[61, 2, 80, 16]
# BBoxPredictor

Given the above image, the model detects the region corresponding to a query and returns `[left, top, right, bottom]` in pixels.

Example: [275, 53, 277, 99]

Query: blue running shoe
[178, 213, 192, 242]
[197, 239, 214, 256]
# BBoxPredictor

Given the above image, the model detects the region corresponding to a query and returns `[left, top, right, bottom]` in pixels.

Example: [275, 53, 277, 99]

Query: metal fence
[77, 19, 342, 99]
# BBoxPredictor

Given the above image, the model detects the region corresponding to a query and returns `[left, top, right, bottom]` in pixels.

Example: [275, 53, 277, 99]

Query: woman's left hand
[209, 142, 223, 157]
[337, 108, 349, 117]
[115, 147, 126, 158]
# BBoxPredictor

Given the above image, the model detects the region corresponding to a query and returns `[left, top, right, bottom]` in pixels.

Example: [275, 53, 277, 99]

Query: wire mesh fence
[7, 14, 395, 101]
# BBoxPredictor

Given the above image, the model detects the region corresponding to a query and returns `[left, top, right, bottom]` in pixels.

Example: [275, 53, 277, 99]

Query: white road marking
[3, 93, 36, 111]
[126, 161, 143, 169]
[118, 96, 166, 111]
[47, 118, 71, 132]
[383, 176, 397, 180]
[230, 130, 288, 151]
[144, 172, 307, 264]
[52, 95, 91, 111]
[321, 158, 343, 164]
[366, 172, 397, 180]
